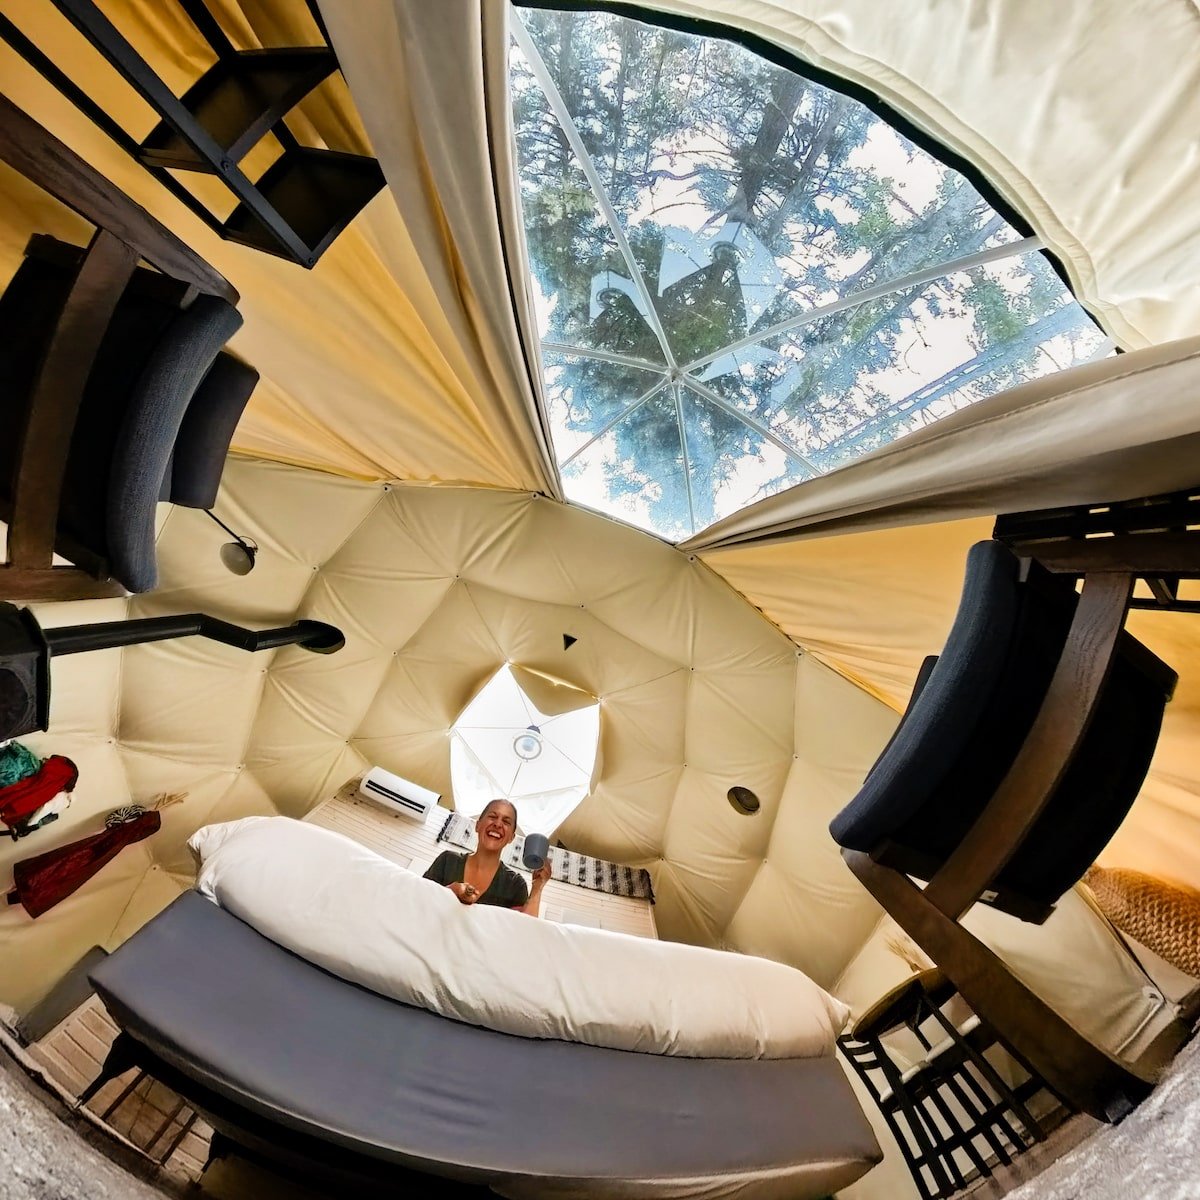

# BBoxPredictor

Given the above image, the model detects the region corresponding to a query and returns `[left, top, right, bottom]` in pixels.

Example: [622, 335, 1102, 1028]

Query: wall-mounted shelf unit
[0, 0, 384, 268]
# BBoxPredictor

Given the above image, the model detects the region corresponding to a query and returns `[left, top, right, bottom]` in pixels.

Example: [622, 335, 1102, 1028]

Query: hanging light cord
[204, 509, 252, 546]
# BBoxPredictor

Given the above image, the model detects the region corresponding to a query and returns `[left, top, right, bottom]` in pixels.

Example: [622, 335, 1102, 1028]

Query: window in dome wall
[510, 6, 1113, 542]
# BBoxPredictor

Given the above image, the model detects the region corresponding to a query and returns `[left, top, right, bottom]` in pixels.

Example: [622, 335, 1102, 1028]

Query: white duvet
[188, 817, 849, 1060]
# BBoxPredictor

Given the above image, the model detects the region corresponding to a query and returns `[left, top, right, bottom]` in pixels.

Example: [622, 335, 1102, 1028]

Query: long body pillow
[189, 816, 849, 1060]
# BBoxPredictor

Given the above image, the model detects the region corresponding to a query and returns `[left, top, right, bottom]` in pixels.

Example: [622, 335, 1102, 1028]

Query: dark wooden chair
[830, 495, 1200, 1123]
[839, 969, 1048, 1199]
[0, 93, 253, 600]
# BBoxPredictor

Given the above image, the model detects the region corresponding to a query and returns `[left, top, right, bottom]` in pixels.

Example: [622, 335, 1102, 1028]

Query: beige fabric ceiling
[0, 461, 901, 1013]
[2, 0, 1200, 1046]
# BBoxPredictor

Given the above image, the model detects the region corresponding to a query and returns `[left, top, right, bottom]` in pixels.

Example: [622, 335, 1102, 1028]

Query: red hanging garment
[0, 755, 79, 831]
[6, 809, 160, 918]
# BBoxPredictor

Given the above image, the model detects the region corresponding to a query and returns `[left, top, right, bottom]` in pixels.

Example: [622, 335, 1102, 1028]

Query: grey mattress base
[89, 892, 880, 1193]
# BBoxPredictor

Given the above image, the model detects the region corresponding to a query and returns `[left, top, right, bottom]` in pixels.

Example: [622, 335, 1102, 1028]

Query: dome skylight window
[511, 8, 1112, 542]
[450, 665, 600, 836]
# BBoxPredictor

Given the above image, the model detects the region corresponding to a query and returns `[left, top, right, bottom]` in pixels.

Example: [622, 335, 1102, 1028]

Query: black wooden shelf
[140, 47, 337, 170]
[224, 146, 385, 261]
[4, 0, 387, 268]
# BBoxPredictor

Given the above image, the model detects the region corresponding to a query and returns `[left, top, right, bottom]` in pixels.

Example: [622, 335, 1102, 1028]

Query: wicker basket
[1083, 865, 1200, 979]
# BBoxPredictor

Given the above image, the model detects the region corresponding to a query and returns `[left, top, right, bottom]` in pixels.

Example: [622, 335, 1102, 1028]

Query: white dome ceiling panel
[792, 654, 900, 784]
[241, 681, 362, 782]
[559, 764, 686, 867]
[370, 585, 508, 721]
[658, 767, 781, 938]
[298, 571, 446, 655]
[654, 561, 796, 675]
[108, 865, 188, 949]
[202, 458, 383, 574]
[684, 660, 797, 765]
[592, 671, 689, 772]
[243, 743, 369, 822]
[761, 818, 879, 911]
[463, 499, 665, 612]
[250, 646, 394, 751]
[117, 639, 268, 766]
[462, 584, 682, 701]
[30, 597, 129, 737]
[682, 672, 794, 779]
[662, 757, 789, 874]
[133, 508, 320, 631]
[646, 858, 720, 949]
[353, 656, 471, 746]
[381, 487, 533, 586]
[723, 863, 872, 989]
[320, 488, 459, 584]
[648, 841, 763, 950]
[115, 753, 245, 876]
[350, 731, 455, 805]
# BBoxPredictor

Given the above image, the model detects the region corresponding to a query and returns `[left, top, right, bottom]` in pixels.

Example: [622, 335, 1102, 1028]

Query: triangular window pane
[513, 40, 665, 363]
[560, 388, 692, 540]
[679, 385, 810, 530]
[543, 349, 667, 465]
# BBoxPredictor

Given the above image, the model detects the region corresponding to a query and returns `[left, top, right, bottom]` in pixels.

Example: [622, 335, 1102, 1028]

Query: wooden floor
[949, 1111, 1101, 1198]
[26, 994, 209, 1186]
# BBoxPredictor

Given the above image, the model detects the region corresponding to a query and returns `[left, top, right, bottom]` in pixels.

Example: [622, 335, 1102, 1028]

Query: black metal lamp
[204, 509, 258, 576]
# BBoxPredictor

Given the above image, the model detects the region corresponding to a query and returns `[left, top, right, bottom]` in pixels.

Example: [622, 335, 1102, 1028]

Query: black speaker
[0, 602, 50, 741]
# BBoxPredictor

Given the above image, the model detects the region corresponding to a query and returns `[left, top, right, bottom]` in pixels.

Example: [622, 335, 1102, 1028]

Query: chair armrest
[166, 352, 258, 510]
[106, 296, 242, 592]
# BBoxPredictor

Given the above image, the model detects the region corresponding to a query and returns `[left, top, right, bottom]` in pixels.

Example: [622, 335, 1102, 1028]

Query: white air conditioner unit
[358, 767, 440, 822]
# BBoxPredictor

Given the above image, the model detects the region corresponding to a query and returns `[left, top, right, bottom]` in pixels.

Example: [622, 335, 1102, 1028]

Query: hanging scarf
[0, 755, 79, 834]
[0, 741, 41, 788]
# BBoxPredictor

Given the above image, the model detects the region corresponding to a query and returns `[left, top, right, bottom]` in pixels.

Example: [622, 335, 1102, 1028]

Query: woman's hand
[531, 862, 552, 891]
[448, 881, 480, 905]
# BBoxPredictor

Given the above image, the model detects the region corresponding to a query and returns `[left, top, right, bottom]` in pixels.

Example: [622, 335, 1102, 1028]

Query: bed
[85, 819, 882, 1199]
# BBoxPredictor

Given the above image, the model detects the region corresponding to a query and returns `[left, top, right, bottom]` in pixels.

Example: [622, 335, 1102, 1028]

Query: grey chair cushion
[0, 242, 244, 591]
[106, 295, 242, 592]
[830, 540, 1020, 851]
[167, 352, 258, 510]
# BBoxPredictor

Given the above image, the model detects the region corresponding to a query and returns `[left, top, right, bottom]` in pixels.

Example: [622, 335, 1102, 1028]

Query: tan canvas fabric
[684, 337, 1200, 552]
[0, 0, 557, 492]
[318, 0, 559, 496]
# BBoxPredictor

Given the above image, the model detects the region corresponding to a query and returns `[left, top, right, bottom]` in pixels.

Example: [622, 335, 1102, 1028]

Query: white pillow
[188, 816, 849, 1060]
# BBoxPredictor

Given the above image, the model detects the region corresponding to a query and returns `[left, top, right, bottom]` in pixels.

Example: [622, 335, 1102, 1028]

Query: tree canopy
[512, 7, 1108, 540]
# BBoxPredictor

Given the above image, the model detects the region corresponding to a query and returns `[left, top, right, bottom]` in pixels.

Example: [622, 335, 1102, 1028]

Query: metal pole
[43, 615, 344, 657]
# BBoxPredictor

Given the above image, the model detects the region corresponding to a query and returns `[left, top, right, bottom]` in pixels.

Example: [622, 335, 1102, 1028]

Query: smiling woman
[422, 798, 552, 915]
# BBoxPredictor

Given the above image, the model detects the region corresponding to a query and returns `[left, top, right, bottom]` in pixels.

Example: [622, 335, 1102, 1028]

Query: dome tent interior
[1, 1, 1200, 1198]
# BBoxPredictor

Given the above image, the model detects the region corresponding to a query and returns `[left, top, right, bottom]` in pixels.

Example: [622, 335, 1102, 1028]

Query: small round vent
[727, 786, 760, 816]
